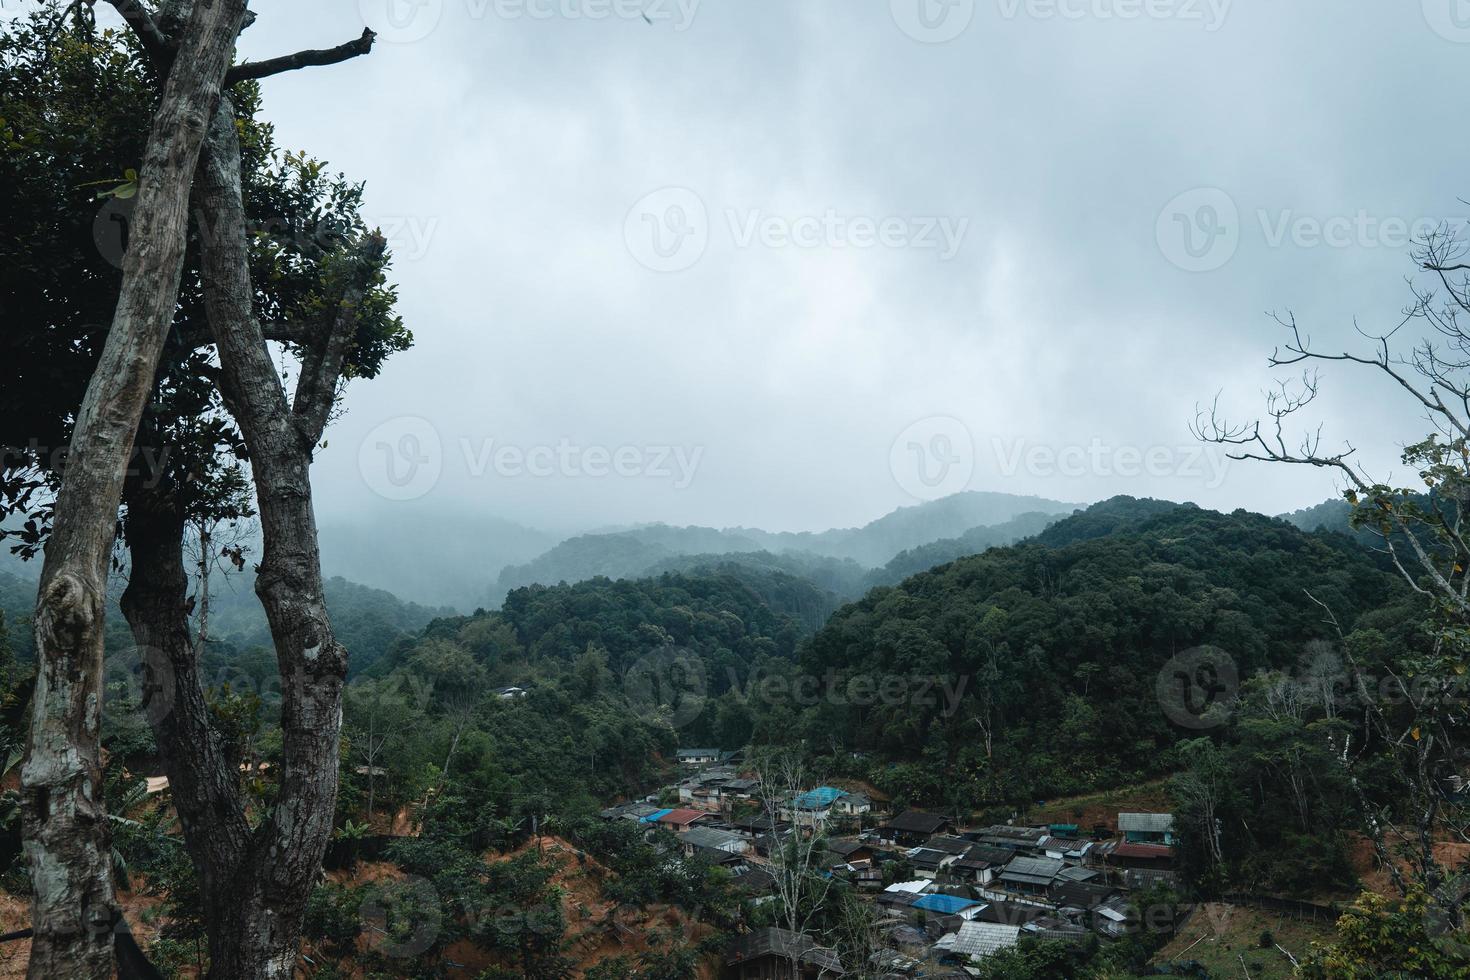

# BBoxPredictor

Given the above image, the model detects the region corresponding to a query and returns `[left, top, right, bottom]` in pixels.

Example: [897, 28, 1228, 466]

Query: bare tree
[19, 2, 247, 975]
[751, 749, 837, 942]
[1195, 230, 1470, 906]
[346, 679, 409, 821]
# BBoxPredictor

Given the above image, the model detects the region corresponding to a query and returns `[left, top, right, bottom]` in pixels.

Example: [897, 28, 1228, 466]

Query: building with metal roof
[934, 920, 1021, 960]
[1118, 812, 1175, 844]
[913, 893, 984, 918]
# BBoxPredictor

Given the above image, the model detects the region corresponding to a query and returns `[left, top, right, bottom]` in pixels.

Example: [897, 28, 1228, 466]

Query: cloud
[112, 0, 1470, 533]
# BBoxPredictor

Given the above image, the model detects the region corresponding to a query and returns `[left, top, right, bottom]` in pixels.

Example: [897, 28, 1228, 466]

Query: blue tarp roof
[791, 786, 847, 809]
[914, 893, 982, 914]
[640, 808, 674, 823]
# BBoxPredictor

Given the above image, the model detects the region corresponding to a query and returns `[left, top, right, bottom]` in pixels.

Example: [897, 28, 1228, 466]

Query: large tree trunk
[118, 474, 254, 972]
[20, 2, 247, 976]
[187, 100, 384, 980]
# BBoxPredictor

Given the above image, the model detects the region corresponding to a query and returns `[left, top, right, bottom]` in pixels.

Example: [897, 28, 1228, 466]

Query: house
[1055, 864, 1102, 885]
[825, 839, 874, 866]
[724, 928, 846, 979]
[1118, 812, 1175, 845]
[832, 792, 873, 816]
[875, 890, 922, 916]
[1023, 916, 1093, 947]
[730, 866, 778, 897]
[1050, 879, 1118, 912]
[677, 748, 725, 767]
[906, 847, 957, 879]
[679, 826, 748, 858]
[1099, 841, 1174, 872]
[1040, 836, 1092, 861]
[951, 844, 1011, 886]
[600, 802, 661, 822]
[838, 858, 884, 890]
[1093, 895, 1134, 939]
[655, 808, 710, 831]
[973, 899, 1049, 928]
[878, 810, 950, 846]
[968, 825, 1048, 852]
[933, 920, 1021, 961]
[883, 879, 933, 896]
[722, 777, 760, 799]
[996, 856, 1064, 899]
[913, 893, 985, 919]
[783, 786, 847, 826]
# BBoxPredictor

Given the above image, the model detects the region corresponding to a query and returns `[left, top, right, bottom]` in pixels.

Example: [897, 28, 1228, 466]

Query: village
[598, 749, 1183, 978]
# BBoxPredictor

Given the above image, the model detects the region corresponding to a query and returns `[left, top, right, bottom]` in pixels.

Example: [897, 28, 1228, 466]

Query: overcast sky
[101, 1, 1470, 535]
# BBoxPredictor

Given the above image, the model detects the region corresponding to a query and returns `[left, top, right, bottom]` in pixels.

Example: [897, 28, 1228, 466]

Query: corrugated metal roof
[881, 810, 949, 834]
[1118, 812, 1174, 833]
[679, 827, 744, 850]
[790, 786, 847, 809]
[1003, 856, 1064, 879]
[937, 921, 1021, 958]
[913, 894, 981, 915]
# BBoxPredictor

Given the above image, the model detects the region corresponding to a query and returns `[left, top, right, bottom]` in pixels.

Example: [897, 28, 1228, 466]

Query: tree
[15, 2, 248, 975]
[3, 3, 397, 974]
[1170, 738, 1229, 870]
[345, 679, 411, 821]
[750, 749, 836, 943]
[1197, 229, 1470, 928]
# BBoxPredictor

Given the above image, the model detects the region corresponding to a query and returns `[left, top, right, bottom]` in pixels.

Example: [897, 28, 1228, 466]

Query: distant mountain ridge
[489, 491, 1077, 604]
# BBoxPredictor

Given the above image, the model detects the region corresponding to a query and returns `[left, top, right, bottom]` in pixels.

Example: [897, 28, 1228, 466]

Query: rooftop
[1118, 812, 1174, 833]
[881, 810, 949, 834]
[726, 928, 845, 974]
[913, 893, 983, 915]
[935, 920, 1021, 959]
[790, 786, 847, 809]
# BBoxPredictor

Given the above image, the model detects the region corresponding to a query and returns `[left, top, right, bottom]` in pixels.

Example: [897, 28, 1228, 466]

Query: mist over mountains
[486, 491, 1078, 607]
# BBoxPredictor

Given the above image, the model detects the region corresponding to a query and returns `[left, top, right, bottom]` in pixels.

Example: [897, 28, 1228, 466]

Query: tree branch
[291, 234, 387, 446]
[225, 28, 376, 85]
[93, 0, 170, 64]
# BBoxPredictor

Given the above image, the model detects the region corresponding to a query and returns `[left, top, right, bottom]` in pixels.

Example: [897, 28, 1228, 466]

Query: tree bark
[118, 475, 254, 973]
[189, 99, 385, 980]
[20, 2, 246, 976]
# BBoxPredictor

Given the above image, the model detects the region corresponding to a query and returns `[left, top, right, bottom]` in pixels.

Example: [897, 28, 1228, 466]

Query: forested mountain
[490, 491, 1075, 605]
[864, 509, 1061, 587]
[0, 559, 450, 675]
[644, 550, 870, 601]
[317, 507, 557, 611]
[749, 499, 1420, 806]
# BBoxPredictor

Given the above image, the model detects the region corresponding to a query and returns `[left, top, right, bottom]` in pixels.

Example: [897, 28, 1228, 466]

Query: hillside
[490, 491, 1076, 605]
[790, 498, 1418, 803]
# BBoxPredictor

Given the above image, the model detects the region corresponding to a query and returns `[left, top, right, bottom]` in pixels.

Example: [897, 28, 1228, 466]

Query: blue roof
[791, 786, 847, 809]
[641, 808, 674, 823]
[913, 893, 982, 914]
